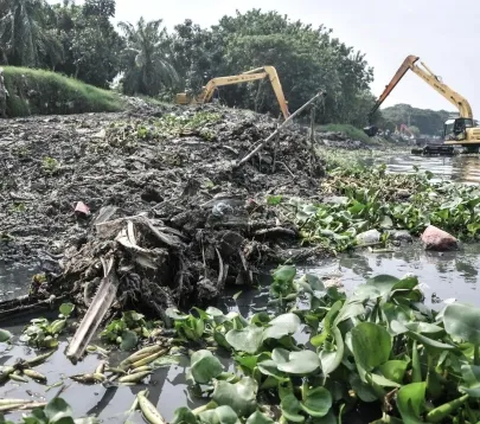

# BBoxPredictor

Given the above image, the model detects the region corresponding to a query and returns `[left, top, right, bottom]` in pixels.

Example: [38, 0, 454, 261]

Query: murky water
[3, 152, 480, 421]
[364, 151, 480, 184]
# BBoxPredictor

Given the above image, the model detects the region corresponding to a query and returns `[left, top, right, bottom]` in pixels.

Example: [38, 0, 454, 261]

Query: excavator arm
[176, 66, 290, 120]
[369, 55, 473, 121]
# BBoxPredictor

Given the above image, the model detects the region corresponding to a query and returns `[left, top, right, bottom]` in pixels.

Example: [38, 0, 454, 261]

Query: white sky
[51, 0, 480, 114]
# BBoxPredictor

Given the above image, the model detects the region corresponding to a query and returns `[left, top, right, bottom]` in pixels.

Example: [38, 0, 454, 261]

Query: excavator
[364, 55, 480, 154]
[175, 66, 290, 120]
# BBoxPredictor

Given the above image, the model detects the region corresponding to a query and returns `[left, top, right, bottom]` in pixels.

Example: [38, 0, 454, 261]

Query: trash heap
[0, 103, 327, 321]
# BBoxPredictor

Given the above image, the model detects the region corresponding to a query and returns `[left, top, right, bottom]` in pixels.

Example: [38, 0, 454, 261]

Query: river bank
[3, 104, 480, 423]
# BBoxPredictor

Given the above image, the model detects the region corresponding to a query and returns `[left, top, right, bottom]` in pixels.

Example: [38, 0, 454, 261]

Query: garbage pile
[0, 103, 327, 319]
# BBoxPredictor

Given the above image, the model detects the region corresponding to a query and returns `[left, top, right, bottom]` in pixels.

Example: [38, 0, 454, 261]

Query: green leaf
[280, 394, 305, 423]
[0, 329, 12, 342]
[300, 387, 332, 418]
[396, 382, 426, 424]
[459, 364, 480, 397]
[120, 330, 138, 351]
[245, 411, 275, 424]
[263, 313, 300, 340]
[351, 322, 392, 371]
[273, 349, 320, 375]
[378, 360, 409, 384]
[365, 275, 400, 295]
[212, 377, 257, 417]
[319, 326, 344, 375]
[191, 350, 224, 384]
[199, 406, 240, 424]
[44, 398, 73, 422]
[172, 407, 198, 424]
[226, 326, 264, 354]
[59, 302, 75, 317]
[257, 360, 288, 380]
[272, 265, 296, 283]
[444, 302, 480, 345]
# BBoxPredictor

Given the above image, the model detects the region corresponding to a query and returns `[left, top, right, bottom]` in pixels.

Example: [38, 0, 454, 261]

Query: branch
[234, 90, 326, 169]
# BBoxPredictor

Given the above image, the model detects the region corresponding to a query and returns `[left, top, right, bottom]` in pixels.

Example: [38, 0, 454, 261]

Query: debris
[74, 201, 91, 217]
[421, 225, 458, 251]
[355, 229, 381, 246]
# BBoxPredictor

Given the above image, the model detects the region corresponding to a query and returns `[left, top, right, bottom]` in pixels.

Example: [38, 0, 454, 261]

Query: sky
[54, 0, 480, 114]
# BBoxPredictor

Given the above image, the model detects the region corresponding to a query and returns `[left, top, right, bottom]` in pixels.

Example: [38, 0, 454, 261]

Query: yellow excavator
[365, 55, 480, 152]
[175, 66, 290, 120]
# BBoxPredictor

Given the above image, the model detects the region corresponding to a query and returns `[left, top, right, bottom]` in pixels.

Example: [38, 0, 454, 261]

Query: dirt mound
[0, 103, 327, 317]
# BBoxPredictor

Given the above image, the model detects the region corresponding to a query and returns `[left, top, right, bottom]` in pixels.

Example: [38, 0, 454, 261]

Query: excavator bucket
[363, 125, 378, 137]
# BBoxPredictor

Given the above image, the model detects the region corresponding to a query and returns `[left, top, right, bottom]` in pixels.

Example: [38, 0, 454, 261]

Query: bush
[3, 67, 124, 117]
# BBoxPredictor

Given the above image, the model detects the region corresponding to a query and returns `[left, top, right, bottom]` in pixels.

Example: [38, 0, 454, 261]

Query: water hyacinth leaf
[172, 407, 198, 424]
[281, 394, 305, 423]
[351, 322, 392, 371]
[443, 302, 480, 345]
[274, 350, 321, 375]
[263, 313, 301, 340]
[166, 307, 189, 321]
[44, 397, 74, 422]
[333, 300, 365, 326]
[396, 382, 426, 424]
[59, 302, 75, 317]
[0, 329, 12, 342]
[365, 275, 400, 295]
[378, 360, 409, 384]
[257, 360, 288, 380]
[404, 322, 443, 335]
[198, 405, 240, 424]
[320, 326, 344, 375]
[406, 330, 455, 350]
[191, 350, 224, 384]
[212, 377, 257, 417]
[300, 387, 332, 418]
[459, 364, 480, 397]
[349, 373, 378, 403]
[245, 411, 275, 424]
[120, 330, 138, 351]
[367, 372, 401, 388]
[226, 325, 264, 354]
[272, 265, 296, 284]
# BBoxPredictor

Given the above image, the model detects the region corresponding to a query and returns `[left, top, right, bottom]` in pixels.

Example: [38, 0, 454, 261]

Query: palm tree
[0, 0, 62, 67]
[118, 18, 178, 96]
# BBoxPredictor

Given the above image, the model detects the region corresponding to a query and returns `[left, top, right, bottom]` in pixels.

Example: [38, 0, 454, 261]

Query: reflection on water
[364, 153, 480, 185]
[0, 262, 36, 300]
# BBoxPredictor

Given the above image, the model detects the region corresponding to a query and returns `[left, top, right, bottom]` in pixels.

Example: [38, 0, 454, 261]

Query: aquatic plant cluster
[3, 266, 480, 422]
[272, 162, 480, 252]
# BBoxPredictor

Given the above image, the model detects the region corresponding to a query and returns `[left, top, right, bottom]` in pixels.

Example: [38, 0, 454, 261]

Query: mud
[1, 101, 362, 319]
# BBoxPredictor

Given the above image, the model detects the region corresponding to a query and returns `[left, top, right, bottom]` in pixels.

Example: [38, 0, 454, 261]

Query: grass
[3, 67, 125, 117]
[317, 123, 379, 145]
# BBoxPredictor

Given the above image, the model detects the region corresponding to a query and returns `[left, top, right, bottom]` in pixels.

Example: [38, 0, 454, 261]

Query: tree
[0, 0, 61, 67]
[46, 0, 122, 87]
[118, 18, 178, 96]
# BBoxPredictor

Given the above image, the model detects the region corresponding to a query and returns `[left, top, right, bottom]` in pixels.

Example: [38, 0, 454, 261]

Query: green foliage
[118, 18, 177, 97]
[3, 66, 123, 116]
[270, 163, 480, 253]
[170, 10, 375, 125]
[318, 123, 375, 145]
[0, 396, 98, 423]
[100, 310, 158, 350]
[0, 3, 379, 124]
[20, 302, 74, 349]
[167, 268, 480, 423]
[380, 103, 453, 136]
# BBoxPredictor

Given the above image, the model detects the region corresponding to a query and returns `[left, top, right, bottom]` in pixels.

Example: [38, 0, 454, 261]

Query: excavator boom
[366, 54, 480, 149]
[176, 66, 290, 120]
[369, 55, 473, 120]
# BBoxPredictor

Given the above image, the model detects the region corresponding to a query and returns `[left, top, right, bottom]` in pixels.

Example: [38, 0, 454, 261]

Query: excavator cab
[363, 125, 379, 137]
[443, 117, 474, 141]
